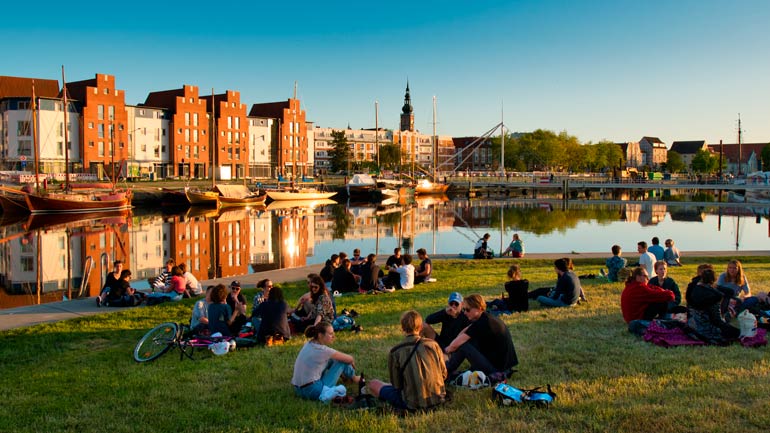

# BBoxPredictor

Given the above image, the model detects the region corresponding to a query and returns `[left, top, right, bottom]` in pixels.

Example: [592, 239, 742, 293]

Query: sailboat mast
[432, 96, 437, 180]
[61, 66, 70, 191]
[375, 100, 379, 168]
[501, 102, 505, 177]
[737, 113, 742, 176]
[211, 88, 216, 189]
[31, 81, 40, 193]
[292, 81, 297, 189]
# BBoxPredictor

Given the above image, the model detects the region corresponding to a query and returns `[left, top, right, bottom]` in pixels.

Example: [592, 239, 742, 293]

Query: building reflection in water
[1, 195, 768, 310]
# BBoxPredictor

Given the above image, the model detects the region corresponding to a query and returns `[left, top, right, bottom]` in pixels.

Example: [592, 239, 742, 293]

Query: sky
[3, 0, 769, 146]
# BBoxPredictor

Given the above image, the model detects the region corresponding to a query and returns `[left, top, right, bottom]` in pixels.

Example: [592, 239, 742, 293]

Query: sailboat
[24, 67, 133, 214]
[266, 82, 336, 202]
[415, 96, 449, 195]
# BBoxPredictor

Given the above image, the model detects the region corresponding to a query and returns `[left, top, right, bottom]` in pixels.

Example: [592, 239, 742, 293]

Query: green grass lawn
[2, 257, 769, 433]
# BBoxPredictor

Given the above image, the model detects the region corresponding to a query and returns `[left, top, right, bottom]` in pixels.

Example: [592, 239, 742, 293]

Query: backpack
[493, 383, 556, 407]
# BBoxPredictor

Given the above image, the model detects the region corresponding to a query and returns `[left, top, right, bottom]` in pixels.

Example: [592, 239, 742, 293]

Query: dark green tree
[691, 149, 718, 174]
[328, 130, 350, 173]
[761, 143, 770, 171]
[667, 150, 686, 173]
[378, 143, 401, 169]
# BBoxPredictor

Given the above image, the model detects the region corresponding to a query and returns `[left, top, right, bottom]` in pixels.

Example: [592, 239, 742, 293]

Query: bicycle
[133, 322, 232, 363]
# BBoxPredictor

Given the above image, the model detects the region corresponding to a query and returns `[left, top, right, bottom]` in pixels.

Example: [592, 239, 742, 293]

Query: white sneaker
[319, 385, 347, 403]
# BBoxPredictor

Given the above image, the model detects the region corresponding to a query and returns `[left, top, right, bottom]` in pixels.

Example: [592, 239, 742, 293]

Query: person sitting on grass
[253, 286, 291, 345]
[536, 258, 582, 308]
[603, 245, 628, 282]
[319, 254, 339, 288]
[207, 283, 246, 337]
[190, 286, 214, 334]
[635, 241, 656, 277]
[332, 258, 360, 294]
[414, 248, 432, 284]
[368, 310, 447, 412]
[383, 254, 415, 291]
[290, 321, 362, 402]
[649, 260, 681, 310]
[474, 233, 493, 259]
[664, 239, 682, 266]
[501, 233, 525, 258]
[359, 254, 384, 293]
[421, 292, 470, 349]
[292, 274, 336, 333]
[178, 263, 202, 296]
[686, 268, 740, 344]
[620, 267, 675, 335]
[444, 294, 519, 383]
[226, 281, 248, 332]
[648, 237, 665, 261]
[386, 247, 404, 269]
[146, 265, 186, 304]
[349, 248, 367, 275]
[488, 264, 530, 313]
[97, 260, 123, 307]
[149, 259, 175, 292]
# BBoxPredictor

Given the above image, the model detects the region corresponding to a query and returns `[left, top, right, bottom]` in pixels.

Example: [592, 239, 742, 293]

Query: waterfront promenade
[2, 250, 768, 332]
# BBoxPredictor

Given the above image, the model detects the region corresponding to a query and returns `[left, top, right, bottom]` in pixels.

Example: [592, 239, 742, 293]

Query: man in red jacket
[620, 267, 675, 325]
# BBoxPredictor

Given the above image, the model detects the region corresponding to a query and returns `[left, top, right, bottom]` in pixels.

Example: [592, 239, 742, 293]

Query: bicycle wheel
[133, 322, 179, 362]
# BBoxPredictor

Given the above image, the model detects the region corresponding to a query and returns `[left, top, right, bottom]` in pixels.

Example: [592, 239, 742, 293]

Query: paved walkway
[2, 250, 768, 332]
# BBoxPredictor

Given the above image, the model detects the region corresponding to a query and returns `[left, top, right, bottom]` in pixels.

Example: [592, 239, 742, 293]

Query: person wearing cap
[421, 292, 470, 349]
[227, 281, 248, 332]
[444, 294, 519, 383]
[368, 310, 447, 412]
[414, 249, 432, 285]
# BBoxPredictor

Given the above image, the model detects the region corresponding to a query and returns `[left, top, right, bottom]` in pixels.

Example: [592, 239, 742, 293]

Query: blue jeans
[537, 295, 571, 308]
[293, 359, 355, 400]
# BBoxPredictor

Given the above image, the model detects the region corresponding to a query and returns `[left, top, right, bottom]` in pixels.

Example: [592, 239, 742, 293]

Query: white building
[126, 105, 170, 180]
[247, 116, 273, 178]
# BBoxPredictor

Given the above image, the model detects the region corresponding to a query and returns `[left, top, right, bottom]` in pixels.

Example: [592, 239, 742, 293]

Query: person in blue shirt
[537, 258, 581, 308]
[648, 237, 665, 261]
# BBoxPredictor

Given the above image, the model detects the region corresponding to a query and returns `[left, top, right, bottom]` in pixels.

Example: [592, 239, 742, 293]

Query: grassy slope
[1, 258, 769, 433]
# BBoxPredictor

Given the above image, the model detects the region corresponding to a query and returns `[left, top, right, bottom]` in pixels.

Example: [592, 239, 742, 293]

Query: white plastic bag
[738, 310, 757, 338]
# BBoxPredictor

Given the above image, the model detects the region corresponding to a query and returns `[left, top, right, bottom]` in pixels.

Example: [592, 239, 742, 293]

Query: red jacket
[620, 280, 675, 323]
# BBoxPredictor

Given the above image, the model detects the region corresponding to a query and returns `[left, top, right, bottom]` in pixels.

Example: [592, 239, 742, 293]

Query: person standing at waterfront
[368, 310, 447, 412]
[635, 241, 656, 277]
[663, 239, 682, 266]
[414, 249, 432, 284]
[502, 233, 525, 258]
[537, 258, 581, 308]
[648, 237, 665, 261]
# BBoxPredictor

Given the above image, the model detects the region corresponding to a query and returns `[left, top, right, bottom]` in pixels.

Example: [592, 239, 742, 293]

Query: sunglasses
[463, 307, 473, 312]
[449, 301, 460, 307]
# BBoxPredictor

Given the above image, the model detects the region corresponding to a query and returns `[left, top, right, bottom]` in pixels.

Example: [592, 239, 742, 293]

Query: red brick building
[145, 85, 210, 178]
[167, 212, 213, 282]
[201, 90, 249, 179]
[249, 98, 308, 179]
[212, 210, 252, 278]
[64, 74, 128, 178]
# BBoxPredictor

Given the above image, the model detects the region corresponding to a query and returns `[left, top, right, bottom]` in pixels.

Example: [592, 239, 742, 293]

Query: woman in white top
[290, 321, 361, 401]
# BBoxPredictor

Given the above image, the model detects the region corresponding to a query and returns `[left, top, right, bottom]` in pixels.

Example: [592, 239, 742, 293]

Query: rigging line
[444, 122, 503, 172]
[451, 206, 484, 243]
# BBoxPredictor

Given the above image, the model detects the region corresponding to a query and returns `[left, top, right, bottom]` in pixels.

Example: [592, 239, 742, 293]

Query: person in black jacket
[359, 254, 384, 292]
[331, 259, 360, 293]
[686, 268, 739, 344]
[488, 264, 530, 312]
[421, 292, 470, 349]
[253, 286, 291, 344]
[319, 254, 339, 286]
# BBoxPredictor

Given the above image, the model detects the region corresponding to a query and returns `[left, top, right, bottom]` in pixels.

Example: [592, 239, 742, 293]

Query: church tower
[400, 81, 414, 132]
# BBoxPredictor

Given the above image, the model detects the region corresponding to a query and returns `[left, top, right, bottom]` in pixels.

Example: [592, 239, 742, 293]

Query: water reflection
[1, 193, 768, 309]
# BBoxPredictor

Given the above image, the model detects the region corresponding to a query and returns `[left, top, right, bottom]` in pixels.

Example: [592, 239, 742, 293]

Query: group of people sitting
[619, 257, 768, 345]
[291, 291, 519, 411]
[97, 258, 204, 308]
[604, 238, 682, 283]
[474, 233, 526, 259]
[319, 248, 433, 294]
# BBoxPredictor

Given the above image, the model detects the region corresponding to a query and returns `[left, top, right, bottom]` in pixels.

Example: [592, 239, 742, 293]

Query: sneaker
[600, 269, 607, 278]
[95, 296, 102, 307]
[341, 308, 350, 316]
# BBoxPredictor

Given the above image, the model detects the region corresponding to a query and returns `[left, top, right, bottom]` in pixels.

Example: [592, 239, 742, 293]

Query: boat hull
[217, 193, 267, 209]
[266, 190, 337, 201]
[185, 188, 219, 205]
[25, 191, 132, 214]
[0, 192, 30, 214]
[415, 183, 449, 195]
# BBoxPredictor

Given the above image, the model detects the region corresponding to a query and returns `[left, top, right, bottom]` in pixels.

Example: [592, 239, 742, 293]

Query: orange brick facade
[70, 74, 129, 178]
[205, 91, 249, 179]
[281, 99, 308, 178]
[168, 212, 213, 282]
[171, 86, 210, 178]
[212, 212, 252, 278]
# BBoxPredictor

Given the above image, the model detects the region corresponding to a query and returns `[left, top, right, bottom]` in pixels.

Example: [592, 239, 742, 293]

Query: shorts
[378, 385, 408, 410]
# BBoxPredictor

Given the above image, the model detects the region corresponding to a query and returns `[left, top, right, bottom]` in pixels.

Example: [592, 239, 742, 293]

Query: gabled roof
[707, 142, 769, 162]
[0, 76, 60, 99]
[669, 140, 707, 155]
[641, 136, 664, 144]
[63, 77, 98, 101]
[249, 101, 289, 118]
[144, 88, 186, 110]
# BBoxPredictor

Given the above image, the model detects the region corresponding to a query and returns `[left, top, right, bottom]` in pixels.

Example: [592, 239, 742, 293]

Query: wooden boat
[0, 186, 30, 214]
[346, 173, 376, 198]
[185, 187, 218, 206]
[266, 198, 336, 212]
[215, 184, 267, 209]
[25, 190, 132, 214]
[414, 179, 449, 195]
[22, 208, 131, 232]
[266, 188, 336, 201]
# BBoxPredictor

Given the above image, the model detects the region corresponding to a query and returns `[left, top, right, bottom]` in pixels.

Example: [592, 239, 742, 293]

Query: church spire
[400, 80, 414, 131]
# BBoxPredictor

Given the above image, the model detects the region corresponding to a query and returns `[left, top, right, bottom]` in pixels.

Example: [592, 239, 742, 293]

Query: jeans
[294, 359, 355, 400]
[536, 295, 572, 308]
[446, 342, 497, 375]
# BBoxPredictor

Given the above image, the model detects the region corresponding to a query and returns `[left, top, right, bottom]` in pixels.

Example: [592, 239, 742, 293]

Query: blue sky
[4, 0, 769, 145]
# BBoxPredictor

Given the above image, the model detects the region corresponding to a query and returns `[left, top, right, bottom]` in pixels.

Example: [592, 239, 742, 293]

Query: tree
[761, 143, 770, 171]
[667, 150, 685, 173]
[691, 149, 718, 174]
[378, 144, 400, 169]
[328, 130, 350, 173]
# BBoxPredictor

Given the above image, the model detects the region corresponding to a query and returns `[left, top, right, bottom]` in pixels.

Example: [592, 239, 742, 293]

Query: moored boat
[266, 188, 337, 201]
[215, 184, 267, 209]
[346, 174, 377, 198]
[414, 179, 449, 195]
[25, 190, 132, 214]
[185, 187, 219, 206]
[0, 187, 30, 214]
